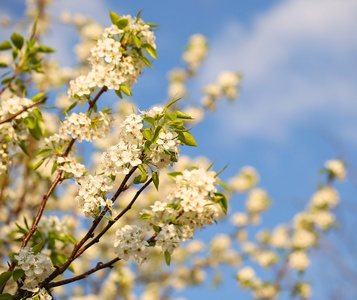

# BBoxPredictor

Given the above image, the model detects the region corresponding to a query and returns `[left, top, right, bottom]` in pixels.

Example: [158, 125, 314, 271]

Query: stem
[0, 67, 22, 97]
[47, 257, 120, 288]
[40, 166, 141, 287]
[0, 97, 47, 125]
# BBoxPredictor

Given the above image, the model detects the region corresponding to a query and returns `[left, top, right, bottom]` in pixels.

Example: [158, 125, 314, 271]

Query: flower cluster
[139, 167, 221, 256]
[0, 95, 34, 174]
[325, 159, 346, 181]
[201, 71, 241, 110]
[229, 166, 259, 193]
[68, 14, 156, 104]
[113, 225, 149, 264]
[15, 247, 53, 291]
[57, 156, 86, 178]
[59, 111, 113, 143]
[182, 34, 208, 74]
[75, 174, 114, 217]
[100, 106, 181, 176]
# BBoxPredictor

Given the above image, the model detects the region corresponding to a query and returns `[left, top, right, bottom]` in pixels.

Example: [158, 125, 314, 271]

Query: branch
[40, 165, 140, 286]
[73, 177, 154, 260]
[0, 67, 21, 98]
[47, 257, 120, 289]
[0, 97, 47, 125]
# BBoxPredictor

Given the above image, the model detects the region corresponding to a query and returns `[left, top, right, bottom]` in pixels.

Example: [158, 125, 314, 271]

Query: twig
[0, 97, 47, 125]
[47, 257, 120, 288]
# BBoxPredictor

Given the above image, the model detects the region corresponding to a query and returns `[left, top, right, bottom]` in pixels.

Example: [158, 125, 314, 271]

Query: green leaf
[65, 234, 77, 245]
[32, 240, 46, 254]
[164, 250, 171, 266]
[109, 11, 121, 25]
[141, 56, 153, 68]
[116, 18, 129, 29]
[165, 96, 183, 109]
[146, 22, 159, 28]
[23, 116, 36, 129]
[36, 148, 52, 157]
[11, 32, 24, 50]
[0, 271, 12, 289]
[175, 111, 193, 119]
[133, 35, 142, 48]
[12, 269, 24, 282]
[32, 92, 46, 103]
[215, 163, 228, 178]
[219, 181, 232, 192]
[18, 140, 29, 156]
[153, 225, 160, 233]
[142, 43, 158, 59]
[207, 160, 216, 171]
[32, 108, 43, 120]
[167, 172, 182, 180]
[178, 131, 198, 147]
[51, 161, 58, 175]
[115, 89, 123, 99]
[38, 45, 56, 53]
[133, 173, 148, 184]
[139, 213, 153, 220]
[143, 116, 155, 125]
[0, 293, 12, 300]
[33, 158, 46, 170]
[142, 128, 152, 141]
[0, 62, 7, 68]
[136, 9, 143, 21]
[152, 125, 162, 142]
[120, 84, 132, 96]
[138, 164, 146, 174]
[105, 215, 116, 222]
[213, 193, 228, 215]
[63, 101, 77, 114]
[0, 41, 12, 51]
[152, 171, 159, 191]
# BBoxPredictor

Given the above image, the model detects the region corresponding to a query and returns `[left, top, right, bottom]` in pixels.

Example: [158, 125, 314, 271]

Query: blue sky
[2, 0, 357, 299]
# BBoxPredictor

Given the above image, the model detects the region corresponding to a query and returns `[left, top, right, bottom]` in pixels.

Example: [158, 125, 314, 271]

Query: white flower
[325, 159, 346, 181]
[288, 251, 310, 271]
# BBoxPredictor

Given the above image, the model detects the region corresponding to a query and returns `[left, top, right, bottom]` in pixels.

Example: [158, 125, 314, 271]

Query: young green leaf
[167, 171, 183, 180]
[32, 240, 46, 254]
[109, 11, 121, 25]
[11, 32, 24, 50]
[120, 84, 132, 96]
[104, 215, 116, 222]
[0, 62, 7, 68]
[143, 128, 152, 141]
[33, 158, 46, 170]
[215, 163, 228, 178]
[23, 116, 36, 129]
[219, 181, 232, 192]
[139, 213, 153, 220]
[142, 43, 158, 59]
[116, 18, 129, 29]
[0, 272, 12, 288]
[12, 269, 24, 282]
[0, 294, 12, 300]
[36, 148, 52, 157]
[175, 111, 193, 119]
[164, 250, 171, 266]
[141, 56, 153, 68]
[178, 131, 198, 147]
[0, 41, 12, 51]
[152, 171, 159, 190]
[31, 92, 46, 103]
[133, 35, 142, 48]
[38, 45, 56, 53]
[18, 140, 29, 156]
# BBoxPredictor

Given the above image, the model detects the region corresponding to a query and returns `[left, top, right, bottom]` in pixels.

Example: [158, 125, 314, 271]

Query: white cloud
[201, 0, 357, 145]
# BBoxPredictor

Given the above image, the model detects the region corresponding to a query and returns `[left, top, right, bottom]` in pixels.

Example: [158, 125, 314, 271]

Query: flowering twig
[47, 257, 120, 288]
[0, 97, 47, 125]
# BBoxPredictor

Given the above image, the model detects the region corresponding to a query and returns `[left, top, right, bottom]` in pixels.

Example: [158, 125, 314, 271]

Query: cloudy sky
[2, 0, 357, 299]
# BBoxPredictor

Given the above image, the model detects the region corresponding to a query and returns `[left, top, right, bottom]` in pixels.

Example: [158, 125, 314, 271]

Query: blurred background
[1, 0, 357, 299]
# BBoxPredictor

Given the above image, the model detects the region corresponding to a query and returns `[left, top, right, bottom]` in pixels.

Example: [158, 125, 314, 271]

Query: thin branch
[73, 177, 154, 260]
[47, 257, 120, 289]
[40, 165, 141, 286]
[0, 67, 21, 97]
[0, 97, 47, 125]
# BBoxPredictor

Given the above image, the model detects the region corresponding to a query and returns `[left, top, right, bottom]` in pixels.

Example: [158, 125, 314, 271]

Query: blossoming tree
[0, 2, 346, 300]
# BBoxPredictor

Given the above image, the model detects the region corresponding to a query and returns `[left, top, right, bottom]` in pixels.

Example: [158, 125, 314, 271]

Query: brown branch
[47, 257, 120, 289]
[0, 97, 47, 125]
[0, 67, 21, 97]
[39, 165, 141, 287]
[73, 177, 154, 260]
